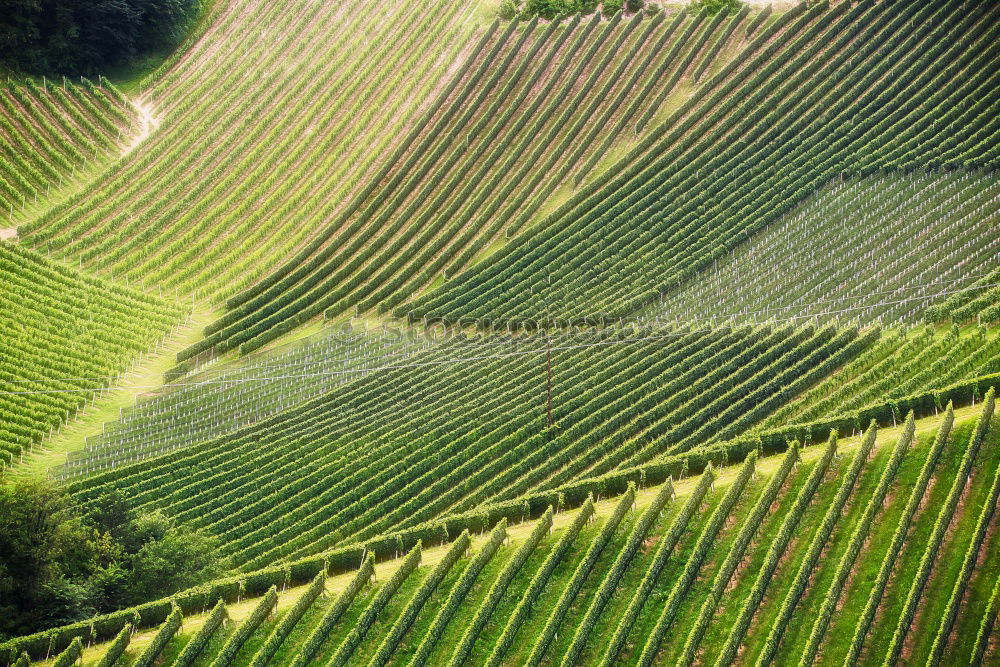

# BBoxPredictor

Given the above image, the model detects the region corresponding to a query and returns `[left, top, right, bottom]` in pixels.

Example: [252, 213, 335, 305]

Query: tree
[0, 479, 97, 638]
[0, 478, 227, 641]
[127, 526, 227, 603]
[0, 0, 200, 75]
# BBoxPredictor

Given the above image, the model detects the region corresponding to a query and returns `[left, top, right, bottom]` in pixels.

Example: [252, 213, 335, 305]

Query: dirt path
[124, 99, 159, 155]
[0, 227, 17, 240]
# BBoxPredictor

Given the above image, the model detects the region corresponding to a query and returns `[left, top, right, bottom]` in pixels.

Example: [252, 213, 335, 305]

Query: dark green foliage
[0, 480, 97, 639]
[0, 0, 200, 75]
[0, 480, 223, 643]
[499, 0, 521, 20]
[524, 0, 564, 20]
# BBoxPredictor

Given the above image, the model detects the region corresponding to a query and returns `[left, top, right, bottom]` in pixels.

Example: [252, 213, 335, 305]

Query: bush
[690, 0, 745, 15]
[499, 0, 521, 20]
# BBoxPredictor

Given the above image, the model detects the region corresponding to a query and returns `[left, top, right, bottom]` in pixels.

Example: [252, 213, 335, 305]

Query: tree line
[0, 0, 200, 75]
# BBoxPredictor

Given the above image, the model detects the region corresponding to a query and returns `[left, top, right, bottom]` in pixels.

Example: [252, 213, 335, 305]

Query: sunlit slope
[58, 326, 425, 479]
[409, 0, 1000, 327]
[0, 78, 135, 222]
[0, 243, 183, 466]
[654, 170, 1000, 326]
[180, 4, 756, 361]
[18, 0, 487, 302]
[928, 264, 1000, 323]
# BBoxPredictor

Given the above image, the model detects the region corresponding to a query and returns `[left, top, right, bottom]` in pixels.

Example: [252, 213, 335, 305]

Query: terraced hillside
[18, 0, 487, 302]
[654, 170, 1000, 326]
[178, 4, 756, 360]
[67, 323, 874, 570]
[2, 0, 1000, 663]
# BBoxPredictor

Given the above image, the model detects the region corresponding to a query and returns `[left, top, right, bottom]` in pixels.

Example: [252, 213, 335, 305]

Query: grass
[946, 429, 1000, 663]
[542, 510, 636, 664]
[419, 539, 510, 665]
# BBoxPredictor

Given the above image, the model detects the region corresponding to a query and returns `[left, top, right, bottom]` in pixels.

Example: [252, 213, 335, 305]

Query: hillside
[5, 400, 1000, 667]
[1, 0, 999, 664]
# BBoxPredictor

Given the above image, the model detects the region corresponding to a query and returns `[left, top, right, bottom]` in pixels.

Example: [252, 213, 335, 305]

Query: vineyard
[410, 0, 1000, 328]
[1, 0, 1000, 664]
[1, 77, 136, 222]
[0, 243, 182, 464]
[5, 399, 1000, 667]
[176, 3, 754, 361]
[654, 170, 1000, 326]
